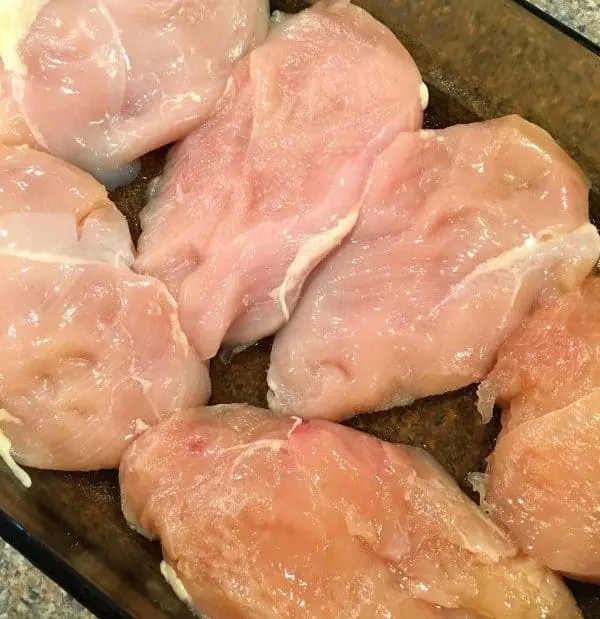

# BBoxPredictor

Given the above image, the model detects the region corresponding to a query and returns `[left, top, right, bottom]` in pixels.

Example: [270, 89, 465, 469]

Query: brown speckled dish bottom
[1, 1, 599, 617]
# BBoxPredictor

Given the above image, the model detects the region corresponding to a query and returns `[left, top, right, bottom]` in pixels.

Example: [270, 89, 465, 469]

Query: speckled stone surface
[0, 1, 598, 618]
[0, 540, 93, 619]
[530, 0, 600, 44]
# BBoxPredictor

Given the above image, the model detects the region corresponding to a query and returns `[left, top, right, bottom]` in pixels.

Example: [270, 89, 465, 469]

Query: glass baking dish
[1, 1, 599, 616]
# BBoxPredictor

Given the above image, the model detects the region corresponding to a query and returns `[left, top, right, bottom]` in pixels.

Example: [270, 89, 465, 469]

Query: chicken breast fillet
[477, 277, 600, 582]
[0, 0, 268, 185]
[0, 145, 209, 476]
[135, 0, 426, 359]
[120, 404, 581, 619]
[268, 116, 600, 420]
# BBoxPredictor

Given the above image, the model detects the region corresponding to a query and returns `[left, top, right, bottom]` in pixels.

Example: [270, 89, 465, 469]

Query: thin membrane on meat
[0, 145, 209, 474]
[0, 0, 269, 185]
[0, 60, 33, 146]
[268, 116, 600, 420]
[120, 404, 582, 619]
[135, 0, 426, 360]
[476, 278, 600, 582]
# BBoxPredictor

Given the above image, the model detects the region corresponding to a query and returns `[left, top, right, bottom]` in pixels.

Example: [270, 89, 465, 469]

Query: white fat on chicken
[269, 10, 289, 24]
[467, 472, 490, 511]
[0, 0, 49, 75]
[0, 409, 30, 487]
[124, 419, 151, 441]
[0, 431, 31, 488]
[160, 561, 193, 607]
[271, 209, 360, 320]
[419, 82, 429, 110]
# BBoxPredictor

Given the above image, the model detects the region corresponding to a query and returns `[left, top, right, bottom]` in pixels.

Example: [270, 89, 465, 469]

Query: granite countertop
[532, 0, 600, 42]
[0, 540, 92, 619]
[1, 2, 599, 619]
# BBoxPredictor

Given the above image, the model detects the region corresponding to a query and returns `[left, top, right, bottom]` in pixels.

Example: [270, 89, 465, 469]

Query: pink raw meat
[0, 0, 268, 184]
[0, 145, 209, 475]
[268, 115, 600, 420]
[120, 404, 581, 619]
[135, 0, 426, 360]
[476, 277, 600, 582]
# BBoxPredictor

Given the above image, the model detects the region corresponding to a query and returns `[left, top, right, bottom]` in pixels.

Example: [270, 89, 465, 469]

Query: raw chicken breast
[0, 145, 209, 477]
[120, 404, 581, 619]
[476, 277, 600, 582]
[135, 0, 426, 360]
[0, 0, 268, 184]
[268, 116, 600, 420]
